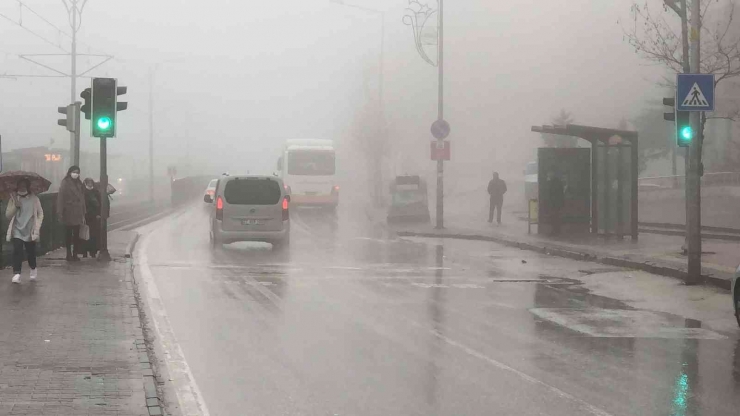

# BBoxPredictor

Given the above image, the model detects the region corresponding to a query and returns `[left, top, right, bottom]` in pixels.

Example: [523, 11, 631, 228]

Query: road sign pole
[686, 0, 701, 284]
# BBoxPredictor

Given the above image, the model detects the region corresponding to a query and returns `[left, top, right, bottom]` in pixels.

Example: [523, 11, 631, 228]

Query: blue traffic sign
[676, 73, 715, 111]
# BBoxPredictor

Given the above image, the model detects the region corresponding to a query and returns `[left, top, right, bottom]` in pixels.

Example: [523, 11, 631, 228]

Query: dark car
[387, 175, 430, 224]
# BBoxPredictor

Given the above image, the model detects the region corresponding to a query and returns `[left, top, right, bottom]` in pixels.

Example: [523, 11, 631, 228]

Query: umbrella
[93, 182, 117, 195]
[0, 171, 51, 200]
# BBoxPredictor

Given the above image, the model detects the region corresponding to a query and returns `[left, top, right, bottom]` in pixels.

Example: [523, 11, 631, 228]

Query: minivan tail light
[216, 196, 224, 220]
[282, 197, 289, 221]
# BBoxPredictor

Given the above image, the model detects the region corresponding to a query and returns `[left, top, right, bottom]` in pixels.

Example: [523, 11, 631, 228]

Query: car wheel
[735, 292, 740, 328]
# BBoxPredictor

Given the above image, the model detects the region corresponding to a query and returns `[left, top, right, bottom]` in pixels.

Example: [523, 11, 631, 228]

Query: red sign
[430, 140, 450, 161]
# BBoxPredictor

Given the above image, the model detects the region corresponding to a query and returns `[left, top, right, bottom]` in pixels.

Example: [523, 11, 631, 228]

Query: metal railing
[638, 172, 740, 189]
[0, 195, 163, 267]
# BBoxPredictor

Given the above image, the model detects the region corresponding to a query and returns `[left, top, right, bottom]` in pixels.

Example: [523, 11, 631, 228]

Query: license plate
[305, 192, 317, 196]
[241, 219, 264, 225]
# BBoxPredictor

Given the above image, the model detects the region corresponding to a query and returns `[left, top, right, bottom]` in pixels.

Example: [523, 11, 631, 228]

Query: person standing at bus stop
[57, 166, 86, 261]
[487, 172, 507, 225]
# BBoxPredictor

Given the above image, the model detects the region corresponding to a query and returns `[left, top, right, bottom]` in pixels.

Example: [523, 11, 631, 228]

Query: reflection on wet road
[136, 204, 740, 416]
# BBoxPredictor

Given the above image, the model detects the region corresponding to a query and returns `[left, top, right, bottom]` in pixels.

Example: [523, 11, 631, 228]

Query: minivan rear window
[224, 179, 281, 205]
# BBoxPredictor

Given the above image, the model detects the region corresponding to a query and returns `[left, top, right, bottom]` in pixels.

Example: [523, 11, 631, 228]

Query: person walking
[487, 172, 507, 224]
[57, 166, 86, 261]
[6, 179, 44, 283]
[83, 178, 101, 258]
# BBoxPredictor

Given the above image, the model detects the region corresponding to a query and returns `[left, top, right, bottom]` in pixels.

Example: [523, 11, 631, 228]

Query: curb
[125, 232, 167, 416]
[126, 232, 141, 259]
[397, 230, 733, 291]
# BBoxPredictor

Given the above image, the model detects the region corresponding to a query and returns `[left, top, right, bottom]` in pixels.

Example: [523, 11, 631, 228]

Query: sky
[0, 0, 669, 184]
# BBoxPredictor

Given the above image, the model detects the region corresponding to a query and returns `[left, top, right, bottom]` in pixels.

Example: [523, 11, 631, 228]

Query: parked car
[209, 175, 290, 249]
[203, 179, 218, 203]
[733, 266, 740, 328]
[387, 175, 430, 224]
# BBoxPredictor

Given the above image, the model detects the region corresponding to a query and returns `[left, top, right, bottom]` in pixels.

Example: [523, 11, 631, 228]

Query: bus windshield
[287, 150, 336, 176]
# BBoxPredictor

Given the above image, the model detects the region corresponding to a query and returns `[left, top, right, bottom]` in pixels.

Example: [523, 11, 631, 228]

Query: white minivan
[208, 175, 290, 249]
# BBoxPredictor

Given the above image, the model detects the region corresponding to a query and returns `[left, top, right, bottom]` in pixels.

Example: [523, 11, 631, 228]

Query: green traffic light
[97, 116, 112, 131]
[680, 126, 693, 141]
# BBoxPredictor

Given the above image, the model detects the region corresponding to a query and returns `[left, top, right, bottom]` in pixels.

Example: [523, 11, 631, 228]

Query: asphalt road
[134, 202, 740, 416]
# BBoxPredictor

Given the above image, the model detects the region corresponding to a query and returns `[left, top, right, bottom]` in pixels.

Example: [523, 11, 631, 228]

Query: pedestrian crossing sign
[676, 74, 715, 112]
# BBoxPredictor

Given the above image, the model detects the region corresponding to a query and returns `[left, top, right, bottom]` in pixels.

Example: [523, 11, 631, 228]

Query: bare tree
[541, 110, 578, 148]
[349, 65, 390, 205]
[623, 0, 740, 171]
[624, 0, 740, 114]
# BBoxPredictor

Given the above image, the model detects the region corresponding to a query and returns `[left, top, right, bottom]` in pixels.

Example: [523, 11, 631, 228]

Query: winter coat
[487, 178, 507, 203]
[84, 188, 101, 219]
[57, 177, 86, 226]
[5, 194, 44, 242]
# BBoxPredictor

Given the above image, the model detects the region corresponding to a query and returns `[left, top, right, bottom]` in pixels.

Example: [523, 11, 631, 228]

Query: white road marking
[136, 232, 211, 416]
[530, 308, 728, 340]
[431, 330, 615, 416]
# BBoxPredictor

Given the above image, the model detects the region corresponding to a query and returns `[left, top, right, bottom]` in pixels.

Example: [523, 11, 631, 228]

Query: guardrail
[638, 172, 740, 189]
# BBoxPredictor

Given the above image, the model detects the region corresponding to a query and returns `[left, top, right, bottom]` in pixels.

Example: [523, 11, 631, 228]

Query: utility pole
[686, 0, 702, 283]
[435, 0, 444, 229]
[376, 11, 386, 208]
[64, 0, 88, 166]
[149, 67, 155, 204]
[70, 1, 77, 165]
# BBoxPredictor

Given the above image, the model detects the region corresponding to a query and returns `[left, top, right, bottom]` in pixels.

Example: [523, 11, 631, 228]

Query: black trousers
[489, 199, 503, 223]
[12, 238, 37, 274]
[65, 225, 81, 255]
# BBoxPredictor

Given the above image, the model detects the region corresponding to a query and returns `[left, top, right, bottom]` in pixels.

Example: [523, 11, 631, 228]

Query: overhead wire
[0, 10, 68, 52]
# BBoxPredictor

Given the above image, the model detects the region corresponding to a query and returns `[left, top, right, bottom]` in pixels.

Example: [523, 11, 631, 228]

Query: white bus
[277, 139, 338, 210]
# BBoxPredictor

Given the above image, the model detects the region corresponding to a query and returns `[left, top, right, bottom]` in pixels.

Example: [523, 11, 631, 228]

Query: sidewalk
[395, 212, 739, 291]
[0, 232, 161, 416]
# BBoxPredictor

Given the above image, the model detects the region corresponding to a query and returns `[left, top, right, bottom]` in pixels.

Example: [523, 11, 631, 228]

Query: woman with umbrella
[5, 178, 45, 283]
[82, 178, 101, 258]
[57, 166, 86, 261]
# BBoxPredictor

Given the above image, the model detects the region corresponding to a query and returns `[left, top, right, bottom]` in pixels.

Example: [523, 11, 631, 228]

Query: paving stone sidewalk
[0, 231, 156, 416]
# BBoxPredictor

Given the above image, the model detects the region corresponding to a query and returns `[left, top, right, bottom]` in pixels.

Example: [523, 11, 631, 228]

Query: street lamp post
[404, 0, 445, 228]
[331, 0, 386, 207]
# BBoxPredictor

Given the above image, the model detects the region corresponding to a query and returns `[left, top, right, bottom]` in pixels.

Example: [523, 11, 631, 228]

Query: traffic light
[80, 88, 91, 120]
[116, 86, 128, 112]
[57, 104, 74, 132]
[91, 78, 117, 137]
[663, 96, 692, 148]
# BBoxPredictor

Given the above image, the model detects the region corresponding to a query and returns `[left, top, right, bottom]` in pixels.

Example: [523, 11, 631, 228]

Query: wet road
[135, 203, 740, 416]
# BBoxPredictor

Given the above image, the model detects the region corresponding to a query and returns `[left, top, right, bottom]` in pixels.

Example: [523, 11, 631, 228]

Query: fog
[1, 0, 667, 196]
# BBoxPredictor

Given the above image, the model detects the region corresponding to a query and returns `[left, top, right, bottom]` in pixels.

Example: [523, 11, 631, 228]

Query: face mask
[86, 186, 93, 190]
[71, 173, 80, 179]
[17, 190, 28, 196]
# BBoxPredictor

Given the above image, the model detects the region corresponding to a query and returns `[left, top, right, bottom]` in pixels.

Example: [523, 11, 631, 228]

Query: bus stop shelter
[531, 124, 639, 240]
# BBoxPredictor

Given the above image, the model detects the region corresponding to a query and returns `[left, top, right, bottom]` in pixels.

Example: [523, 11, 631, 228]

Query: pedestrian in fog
[83, 178, 101, 258]
[487, 172, 507, 224]
[6, 179, 44, 283]
[57, 166, 86, 261]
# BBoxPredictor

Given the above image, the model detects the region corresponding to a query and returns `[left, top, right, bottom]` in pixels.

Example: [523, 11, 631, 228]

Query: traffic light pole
[686, 0, 702, 284]
[73, 102, 81, 166]
[98, 137, 111, 262]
